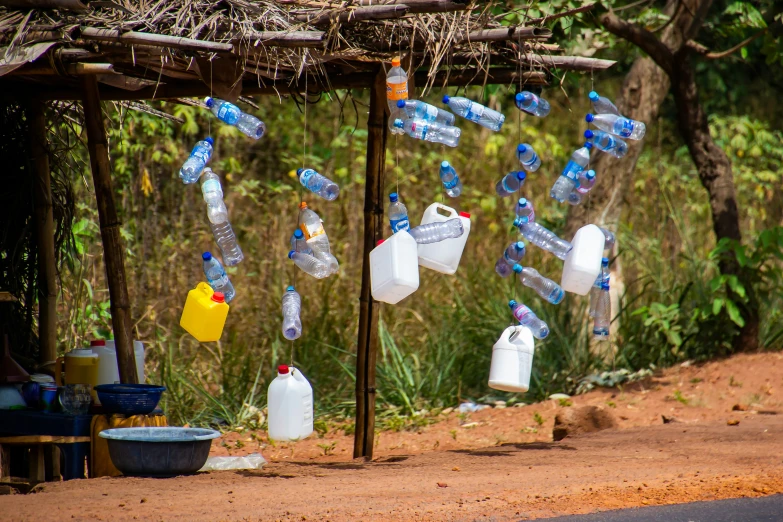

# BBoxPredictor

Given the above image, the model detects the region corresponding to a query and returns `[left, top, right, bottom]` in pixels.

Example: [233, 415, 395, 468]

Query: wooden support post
[29, 102, 57, 373]
[80, 75, 138, 384]
[353, 68, 387, 460]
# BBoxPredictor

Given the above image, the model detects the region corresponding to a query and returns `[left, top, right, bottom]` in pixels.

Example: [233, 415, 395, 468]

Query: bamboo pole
[238, 30, 326, 48]
[80, 74, 139, 385]
[296, 4, 410, 24]
[354, 67, 386, 460]
[28, 101, 57, 374]
[80, 27, 234, 53]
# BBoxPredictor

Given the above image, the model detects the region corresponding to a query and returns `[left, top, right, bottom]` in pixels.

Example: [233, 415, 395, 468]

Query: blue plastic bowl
[95, 384, 166, 415]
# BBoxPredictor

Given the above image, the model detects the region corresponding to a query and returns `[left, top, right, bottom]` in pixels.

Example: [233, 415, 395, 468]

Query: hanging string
[208, 59, 213, 138]
[587, 67, 594, 225]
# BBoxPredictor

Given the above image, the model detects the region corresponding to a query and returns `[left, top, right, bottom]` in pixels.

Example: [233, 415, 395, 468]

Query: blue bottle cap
[602, 257, 609, 264]
[204, 137, 214, 146]
[288, 250, 296, 259]
[584, 141, 593, 149]
[294, 229, 304, 239]
[442, 95, 450, 104]
[515, 241, 526, 250]
[512, 264, 523, 273]
[585, 113, 595, 123]
[588, 91, 599, 101]
[396, 99, 405, 108]
[601, 282, 610, 290]
[508, 299, 517, 308]
[517, 144, 527, 153]
[296, 168, 304, 176]
[586, 169, 596, 179]
[389, 192, 398, 202]
[393, 118, 404, 128]
[584, 129, 594, 139]
[204, 97, 214, 108]
[516, 171, 526, 181]
[515, 92, 524, 102]
[513, 216, 523, 227]
[518, 197, 527, 206]
[286, 285, 295, 292]
[202, 252, 212, 261]
[441, 160, 450, 168]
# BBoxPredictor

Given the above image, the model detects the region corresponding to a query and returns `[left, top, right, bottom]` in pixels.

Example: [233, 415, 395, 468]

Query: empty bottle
[202, 251, 235, 303]
[509, 300, 549, 339]
[290, 229, 313, 255]
[588, 91, 620, 116]
[589, 257, 610, 318]
[514, 219, 572, 261]
[297, 168, 339, 201]
[584, 129, 628, 159]
[409, 218, 463, 244]
[298, 202, 339, 274]
[387, 57, 408, 135]
[201, 168, 228, 224]
[439, 161, 463, 197]
[586, 113, 646, 140]
[288, 251, 330, 279]
[179, 137, 214, 184]
[515, 198, 536, 223]
[393, 118, 461, 147]
[495, 241, 526, 277]
[210, 220, 244, 266]
[516, 144, 541, 172]
[388, 192, 410, 233]
[515, 91, 550, 117]
[567, 190, 583, 206]
[512, 265, 565, 305]
[599, 227, 616, 251]
[204, 97, 266, 139]
[552, 143, 592, 202]
[281, 286, 302, 341]
[442, 95, 505, 132]
[575, 169, 597, 194]
[495, 171, 526, 197]
[593, 282, 611, 340]
[397, 99, 455, 126]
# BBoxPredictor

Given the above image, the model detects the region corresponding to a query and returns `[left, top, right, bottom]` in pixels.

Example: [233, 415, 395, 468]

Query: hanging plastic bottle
[201, 168, 229, 224]
[210, 221, 244, 266]
[396, 99, 455, 126]
[297, 168, 340, 201]
[599, 227, 616, 251]
[388, 192, 410, 233]
[515, 198, 536, 223]
[588, 91, 620, 116]
[575, 169, 597, 194]
[584, 129, 628, 158]
[408, 218, 464, 244]
[202, 252, 235, 303]
[514, 91, 550, 117]
[495, 171, 526, 197]
[179, 137, 214, 184]
[288, 251, 330, 279]
[551, 143, 592, 202]
[393, 118, 461, 147]
[512, 265, 565, 305]
[593, 282, 611, 340]
[442, 95, 505, 132]
[439, 161, 463, 197]
[204, 97, 266, 139]
[589, 258, 610, 318]
[508, 300, 549, 339]
[586, 113, 646, 140]
[290, 229, 313, 255]
[386, 57, 409, 135]
[567, 190, 583, 206]
[516, 144, 541, 172]
[298, 202, 339, 274]
[281, 286, 302, 341]
[514, 218, 572, 260]
[495, 241, 526, 277]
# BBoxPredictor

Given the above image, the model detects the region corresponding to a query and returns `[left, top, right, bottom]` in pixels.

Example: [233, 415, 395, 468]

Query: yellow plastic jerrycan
[180, 283, 229, 342]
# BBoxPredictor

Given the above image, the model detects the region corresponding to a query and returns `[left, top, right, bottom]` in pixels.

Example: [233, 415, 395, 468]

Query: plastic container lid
[442, 95, 451, 104]
[441, 160, 450, 168]
[396, 99, 405, 108]
[393, 118, 404, 128]
[278, 364, 290, 374]
[391, 57, 401, 67]
[508, 300, 518, 308]
[601, 282, 610, 290]
[204, 97, 214, 107]
[286, 285, 295, 292]
[516, 171, 527, 181]
[459, 211, 471, 219]
[602, 257, 610, 264]
[293, 229, 304, 239]
[204, 137, 214, 145]
[296, 168, 304, 176]
[68, 348, 98, 357]
[585, 114, 595, 123]
[518, 197, 527, 206]
[588, 91, 599, 101]
[517, 144, 527, 153]
[288, 250, 296, 259]
[211, 292, 225, 303]
[584, 142, 593, 149]
[585, 170, 596, 179]
[202, 252, 212, 261]
[299, 201, 308, 210]
[584, 129, 594, 139]
[515, 241, 526, 250]
[90, 340, 106, 347]
[515, 92, 524, 102]
[389, 192, 398, 202]
[376, 239, 384, 246]
[512, 264, 523, 273]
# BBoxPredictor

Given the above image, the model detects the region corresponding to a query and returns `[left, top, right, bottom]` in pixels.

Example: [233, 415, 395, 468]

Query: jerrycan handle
[433, 202, 457, 219]
[495, 325, 517, 346]
[195, 282, 214, 298]
[55, 356, 64, 386]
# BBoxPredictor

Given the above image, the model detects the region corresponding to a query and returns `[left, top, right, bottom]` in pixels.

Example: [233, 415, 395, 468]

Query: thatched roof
[0, 0, 614, 101]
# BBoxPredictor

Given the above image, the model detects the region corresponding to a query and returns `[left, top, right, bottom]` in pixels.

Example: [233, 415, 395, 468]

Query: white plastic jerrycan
[416, 203, 471, 275]
[267, 365, 314, 442]
[92, 340, 146, 385]
[370, 231, 419, 304]
[561, 224, 604, 295]
[488, 325, 535, 393]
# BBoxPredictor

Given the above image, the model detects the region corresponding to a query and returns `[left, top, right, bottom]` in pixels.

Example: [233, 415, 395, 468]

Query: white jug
[370, 231, 419, 304]
[488, 325, 535, 393]
[561, 224, 604, 295]
[92, 340, 146, 385]
[267, 365, 314, 442]
[416, 203, 471, 275]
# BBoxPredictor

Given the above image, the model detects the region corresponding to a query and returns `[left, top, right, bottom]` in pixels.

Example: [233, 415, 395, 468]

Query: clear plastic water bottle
[584, 129, 628, 158]
[514, 91, 550, 117]
[209, 221, 244, 266]
[202, 251, 235, 303]
[514, 219, 572, 260]
[495, 171, 526, 197]
[439, 161, 463, 197]
[588, 91, 620, 116]
[495, 241, 526, 277]
[567, 190, 583, 206]
[201, 168, 228, 224]
[600, 227, 616, 251]
[509, 300, 549, 339]
[298, 202, 339, 274]
[397, 99, 455, 126]
[409, 218, 463, 244]
[589, 257, 610, 318]
[516, 144, 541, 172]
[281, 285, 302, 341]
[290, 229, 313, 255]
[442, 95, 505, 132]
[387, 58, 408, 135]
[179, 137, 214, 184]
[393, 118, 461, 147]
[512, 265, 564, 305]
[586, 113, 645, 140]
[288, 251, 330, 279]
[297, 168, 340, 201]
[388, 192, 410, 233]
[593, 281, 611, 340]
[575, 169, 597, 194]
[204, 97, 266, 139]
[552, 143, 592, 202]
[515, 198, 535, 224]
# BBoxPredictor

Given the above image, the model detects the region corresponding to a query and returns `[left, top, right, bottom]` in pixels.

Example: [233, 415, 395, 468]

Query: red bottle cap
[459, 211, 471, 219]
[90, 340, 106, 347]
[211, 292, 225, 303]
[278, 365, 290, 374]
[376, 239, 384, 246]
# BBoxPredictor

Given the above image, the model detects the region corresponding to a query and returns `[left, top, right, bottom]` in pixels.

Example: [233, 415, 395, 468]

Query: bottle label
[217, 104, 240, 125]
[300, 222, 325, 240]
[442, 176, 459, 190]
[192, 145, 211, 161]
[410, 121, 428, 140]
[465, 102, 485, 122]
[618, 119, 634, 138]
[422, 104, 438, 120]
[390, 216, 410, 232]
[522, 153, 538, 167]
[299, 169, 317, 189]
[386, 80, 408, 101]
[562, 162, 581, 182]
[202, 179, 221, 193]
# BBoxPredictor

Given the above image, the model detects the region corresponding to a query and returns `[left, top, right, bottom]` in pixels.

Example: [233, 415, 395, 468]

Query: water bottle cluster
[387, 192, 465, 244]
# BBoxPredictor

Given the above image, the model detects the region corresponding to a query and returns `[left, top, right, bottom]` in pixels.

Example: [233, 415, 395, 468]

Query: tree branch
[687, 29, 767, 60]
[599, 12, 674, 75]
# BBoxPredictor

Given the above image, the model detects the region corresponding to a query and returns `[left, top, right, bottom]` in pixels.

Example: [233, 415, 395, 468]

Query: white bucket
[561, 224, 604, 295]
[416, 203, 471, 275]
[267, 365, 314, 442]
[370, 231, 419, 304]
[488, 325, 535, 393]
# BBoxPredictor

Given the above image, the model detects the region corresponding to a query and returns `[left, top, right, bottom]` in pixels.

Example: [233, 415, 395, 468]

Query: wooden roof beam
[294, 4, 410, 24]
[455, 26, 553, 43]
[80, 27, 234, 53]
[238, 30, 326, 48]
[353, 0, 469, 13]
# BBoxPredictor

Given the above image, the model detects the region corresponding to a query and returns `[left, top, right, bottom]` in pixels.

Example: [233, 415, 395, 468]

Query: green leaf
[726, 276, 747, 300]
[713, 298, 724, 315]
[741, 46, 748, 59]
[725, 300, 746, 327]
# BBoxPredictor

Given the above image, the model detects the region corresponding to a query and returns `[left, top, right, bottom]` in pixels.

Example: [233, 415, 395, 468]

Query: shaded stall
[0, 0, 614, 460]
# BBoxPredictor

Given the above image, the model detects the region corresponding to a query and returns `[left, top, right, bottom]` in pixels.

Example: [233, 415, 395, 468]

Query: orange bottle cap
[299, 201, 308, 210]
[391, 58, 401, 67]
